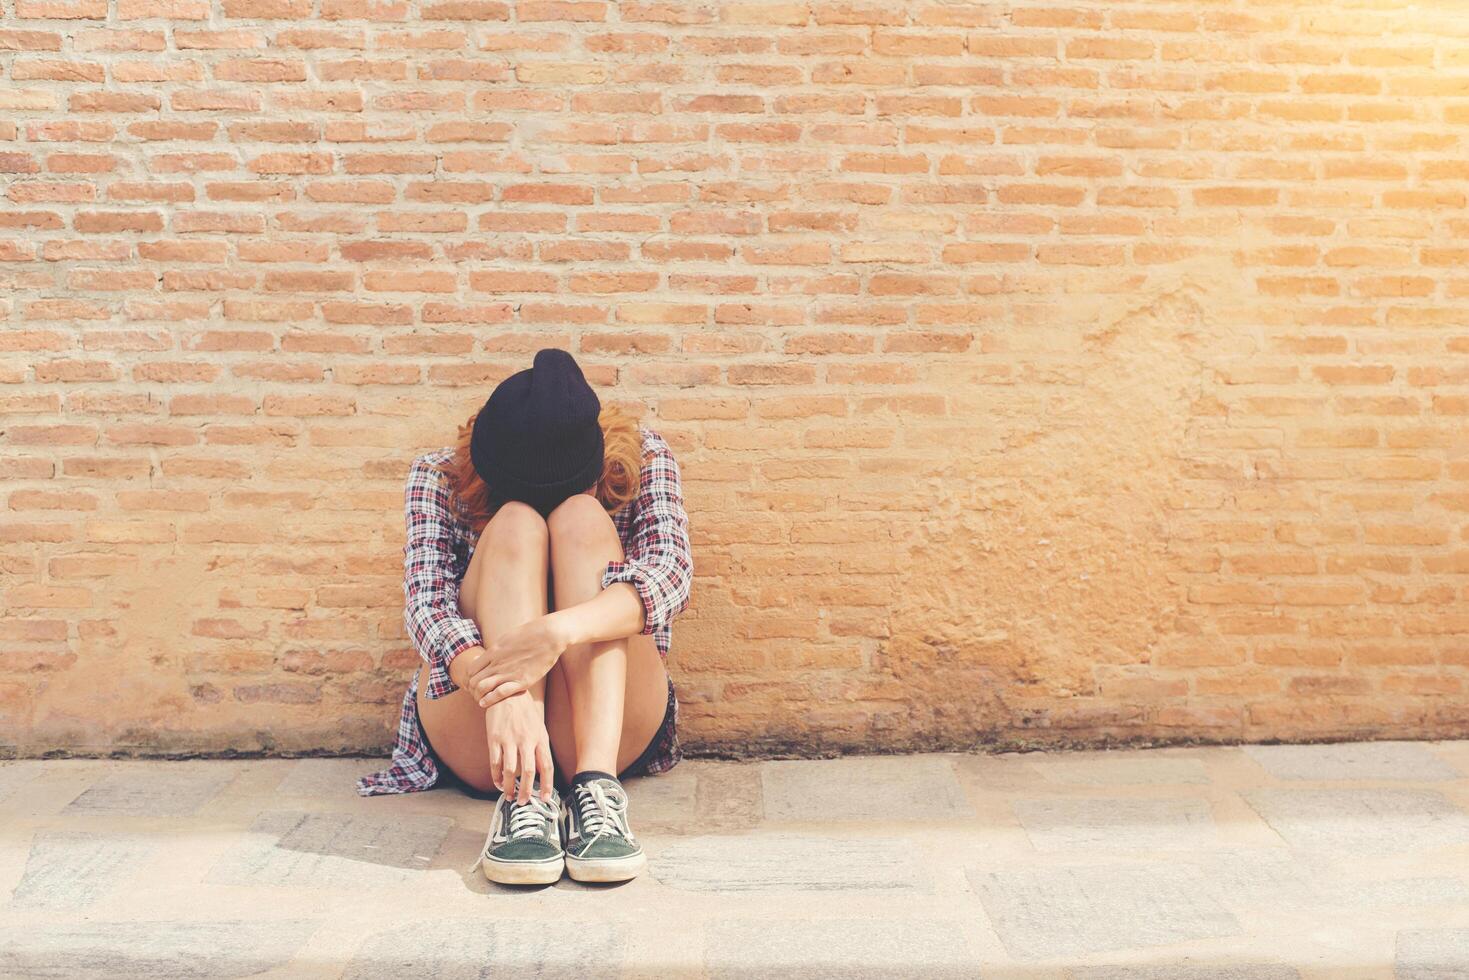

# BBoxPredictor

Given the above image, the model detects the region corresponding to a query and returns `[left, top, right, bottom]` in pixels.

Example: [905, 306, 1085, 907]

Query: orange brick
[2, 0, 1466, 759]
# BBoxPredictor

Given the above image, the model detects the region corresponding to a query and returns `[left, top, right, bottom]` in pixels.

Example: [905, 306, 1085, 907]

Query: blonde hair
[435, 402, 643, 539]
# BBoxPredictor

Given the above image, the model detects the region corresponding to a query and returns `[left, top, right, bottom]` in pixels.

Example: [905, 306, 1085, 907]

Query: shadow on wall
[875, 261, 1261, 750]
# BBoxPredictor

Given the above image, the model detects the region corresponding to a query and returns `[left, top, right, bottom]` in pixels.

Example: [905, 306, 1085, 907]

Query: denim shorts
[421, 675, 680, 798]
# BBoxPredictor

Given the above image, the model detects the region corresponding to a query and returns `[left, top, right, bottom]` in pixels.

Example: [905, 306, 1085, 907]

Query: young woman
[357, 347, 692, 886]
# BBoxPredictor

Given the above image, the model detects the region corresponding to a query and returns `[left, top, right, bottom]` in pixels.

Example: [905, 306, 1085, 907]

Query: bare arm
[461, 582, 645, 708]
[547, 581, 646, 647]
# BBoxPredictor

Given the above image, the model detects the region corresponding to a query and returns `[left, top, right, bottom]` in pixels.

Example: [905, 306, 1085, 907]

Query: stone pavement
[3, 741, 1469, 978]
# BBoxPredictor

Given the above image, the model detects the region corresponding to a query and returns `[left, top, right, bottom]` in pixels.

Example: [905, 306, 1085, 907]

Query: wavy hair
[434, 402, 643, 539]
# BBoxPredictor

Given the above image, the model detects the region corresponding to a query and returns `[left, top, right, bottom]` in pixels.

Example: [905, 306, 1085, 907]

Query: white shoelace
[468, 793, 556, 875]
[507, 794, 556, 840]
[572, 780, 631, 851]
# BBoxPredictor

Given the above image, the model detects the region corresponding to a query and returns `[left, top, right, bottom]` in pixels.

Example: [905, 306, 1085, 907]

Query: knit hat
[469, 348, 604, 516]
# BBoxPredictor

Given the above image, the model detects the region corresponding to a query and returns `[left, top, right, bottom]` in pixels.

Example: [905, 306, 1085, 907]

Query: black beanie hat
[469, 348, 604, 516]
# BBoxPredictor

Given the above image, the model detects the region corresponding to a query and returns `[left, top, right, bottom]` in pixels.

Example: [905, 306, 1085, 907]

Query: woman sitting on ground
[357, 347, 692, 886]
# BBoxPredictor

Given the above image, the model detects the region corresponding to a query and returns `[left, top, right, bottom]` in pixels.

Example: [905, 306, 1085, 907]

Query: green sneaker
[477, 781, 564, 885]
[561, 773, 646, 883]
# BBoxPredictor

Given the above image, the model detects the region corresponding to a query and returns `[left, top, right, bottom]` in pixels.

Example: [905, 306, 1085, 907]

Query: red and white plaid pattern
[357, 425, 692, 796]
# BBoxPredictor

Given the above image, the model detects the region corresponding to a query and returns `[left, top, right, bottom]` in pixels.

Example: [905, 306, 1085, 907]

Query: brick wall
[3, 1, 1468, 757]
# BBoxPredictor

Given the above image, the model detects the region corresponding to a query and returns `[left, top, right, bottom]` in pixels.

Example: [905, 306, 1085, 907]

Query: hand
[467, 614, 571, 709]
[447, 644, 490, 692]
[483, 692, 555, 803]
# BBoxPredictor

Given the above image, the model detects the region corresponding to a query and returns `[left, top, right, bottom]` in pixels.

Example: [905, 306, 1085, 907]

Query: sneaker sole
[564, 850, 647, 883]
[480, 852, 565, 886]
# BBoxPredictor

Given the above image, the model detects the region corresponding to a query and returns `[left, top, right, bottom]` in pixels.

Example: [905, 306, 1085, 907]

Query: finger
[501, 743, 518, 798]
[473, 675, 508, 696]
[472, 673, 506, 700]
[478, 680, 525, 709]
[518, 745, 536, 804]
[467, 659, 502, 692]
[535, 740, 555, 802]
[472, 675, 501, 703]
[488, 743, 503, 792]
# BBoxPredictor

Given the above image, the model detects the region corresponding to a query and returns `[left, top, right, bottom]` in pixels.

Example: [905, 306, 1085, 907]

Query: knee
[479, 500, 548, 562]
[546, 493, 615, 553]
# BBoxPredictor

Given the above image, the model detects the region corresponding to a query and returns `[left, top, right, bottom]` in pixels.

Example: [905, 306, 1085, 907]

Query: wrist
[448, 644, 486, 689]
[545, 609, 580, 649]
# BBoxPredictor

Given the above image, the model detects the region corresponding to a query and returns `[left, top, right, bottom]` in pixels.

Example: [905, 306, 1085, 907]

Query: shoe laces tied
[507, 793, 556, 840]
[572, 780, 631, 850]
[467, 790, 556, 876]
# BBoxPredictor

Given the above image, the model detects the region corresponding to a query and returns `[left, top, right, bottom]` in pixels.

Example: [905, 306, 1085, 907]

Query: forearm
[447, 643, 489, 690]
[549, 581, 645, 647]
[461, 582, 647, 710]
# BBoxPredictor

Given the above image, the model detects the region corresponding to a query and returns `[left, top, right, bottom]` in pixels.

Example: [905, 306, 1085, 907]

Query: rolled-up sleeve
[402, 455, 482, 699]
[601, 436, 693, 637]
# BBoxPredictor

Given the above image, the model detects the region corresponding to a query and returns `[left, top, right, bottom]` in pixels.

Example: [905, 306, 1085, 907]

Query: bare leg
[542, 494, 670, 781]
[416, 501, 549, 794]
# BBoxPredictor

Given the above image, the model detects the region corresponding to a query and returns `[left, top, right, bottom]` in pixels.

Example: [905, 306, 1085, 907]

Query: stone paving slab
[1244, 742, 1461, 782]
[10, 830, 158, 910]
[0, 920, 318, 979]
[2, 743, 1468, 977]
[706, 919, 981, 978]
[1244, 787, 1469, 853]
[276, 758, 381, 797]
[761, 755, 970, 822]
[1027, 753, 1211, 787]
[0, 764, 41, 804]
[62, 761, 237, 817]
[967, 864, 1243, 959]
[205, 809, 455, 889]
[343, 919, 624, 979]
[1395, 929, 1469, 980]
[1013, 797, 1217, 852]
[621, 764, 699, 834]
[1180, 849, 1321, 912]
[653, 834, 924, 892]
[1315, 875, 1469, 911]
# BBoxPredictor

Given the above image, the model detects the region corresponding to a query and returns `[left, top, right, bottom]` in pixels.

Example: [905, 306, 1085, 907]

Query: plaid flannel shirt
[356, 424, 692, 796]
